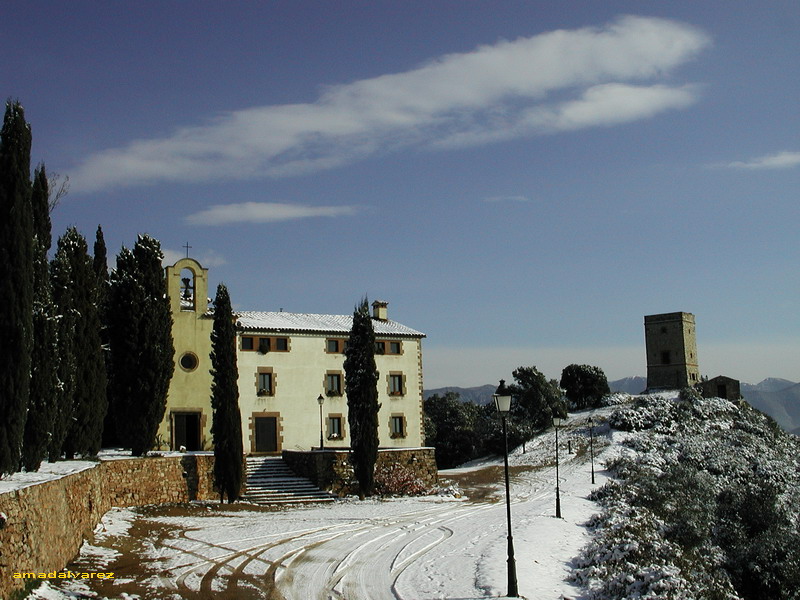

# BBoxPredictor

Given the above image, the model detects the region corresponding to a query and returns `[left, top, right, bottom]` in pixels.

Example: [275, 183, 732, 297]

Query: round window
[180, 352, 199, 371]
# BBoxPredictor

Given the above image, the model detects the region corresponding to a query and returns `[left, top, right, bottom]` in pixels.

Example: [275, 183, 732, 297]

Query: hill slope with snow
[574, 390, 800, 599]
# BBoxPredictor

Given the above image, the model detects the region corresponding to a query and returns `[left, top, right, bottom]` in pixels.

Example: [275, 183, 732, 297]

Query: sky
[4, 1, 798, 388]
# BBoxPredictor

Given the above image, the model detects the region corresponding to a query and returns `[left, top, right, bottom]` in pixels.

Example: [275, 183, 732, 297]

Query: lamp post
[588, 417, 595, 485]
[493, 380, 519, 598]
[553, 415, 563, 519]
[317, 394, 325, 450]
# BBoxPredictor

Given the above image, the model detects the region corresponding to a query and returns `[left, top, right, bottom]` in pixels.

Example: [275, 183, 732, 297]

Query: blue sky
[5, 1, 798, 387]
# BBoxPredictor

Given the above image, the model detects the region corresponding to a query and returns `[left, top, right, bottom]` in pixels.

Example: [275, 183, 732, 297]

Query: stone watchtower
[644, 312, 700, 390]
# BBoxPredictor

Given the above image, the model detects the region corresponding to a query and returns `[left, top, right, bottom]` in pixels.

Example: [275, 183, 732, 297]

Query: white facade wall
[237, 330, 425, 454]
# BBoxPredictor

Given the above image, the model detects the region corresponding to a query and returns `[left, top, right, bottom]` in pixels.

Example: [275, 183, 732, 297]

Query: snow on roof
[236, 311, 425, 338]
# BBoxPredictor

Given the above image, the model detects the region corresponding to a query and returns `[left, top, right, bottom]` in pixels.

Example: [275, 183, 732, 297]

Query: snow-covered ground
[25, 408, 619, 600]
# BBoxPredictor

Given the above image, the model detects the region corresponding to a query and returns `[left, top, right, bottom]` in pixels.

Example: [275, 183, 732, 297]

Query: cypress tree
[49, 229, 79, 461]
[0, 100, 34, 475]
[22, 166, 57, 470]
[93, 226, 109, 323]
[107, 247, 141, 453]
[343, 298, 381, 498]
[210, 284, 244, 503]
[108, 235, 174, 456]
[51, 227, 107, 459]
[94, 226, 120, 448]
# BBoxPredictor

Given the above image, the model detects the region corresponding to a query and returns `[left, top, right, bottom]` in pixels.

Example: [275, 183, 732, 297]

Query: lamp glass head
[493, 379, 512, 414]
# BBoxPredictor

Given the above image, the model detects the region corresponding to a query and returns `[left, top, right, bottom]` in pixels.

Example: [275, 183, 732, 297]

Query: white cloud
[434, 83, 699, 147]
[185, 202, 359, 226]
[72, 15, 710, 192]
[722, 151, 800, 170]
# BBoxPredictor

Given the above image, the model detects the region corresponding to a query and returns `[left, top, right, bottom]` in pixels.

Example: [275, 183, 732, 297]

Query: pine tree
[508, 366, 565, 430]
[108, 235, 174, 456]
[51, 227, 107, 459]
[343, 298, 381, 498]
[0, 100, 34, 475]
[22, 166, 57, 471]
[560, 364, 610, 410]
[210, 284, 244, 503]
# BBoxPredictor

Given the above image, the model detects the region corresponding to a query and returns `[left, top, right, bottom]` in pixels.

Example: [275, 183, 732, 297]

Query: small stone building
[699, 375, 741, 401]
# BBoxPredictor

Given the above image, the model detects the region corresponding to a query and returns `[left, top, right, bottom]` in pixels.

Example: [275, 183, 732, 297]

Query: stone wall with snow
[0, 454, 216, 598]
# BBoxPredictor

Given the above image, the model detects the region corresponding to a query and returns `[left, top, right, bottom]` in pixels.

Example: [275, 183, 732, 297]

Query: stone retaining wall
[283, 447, 437, 496]
[0, 454, 216, 599]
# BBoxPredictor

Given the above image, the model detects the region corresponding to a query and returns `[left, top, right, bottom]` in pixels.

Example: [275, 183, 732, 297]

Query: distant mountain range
[424, 384, 497, 406]
[739, 379, 800, 435]
[424, 376, 800, 435]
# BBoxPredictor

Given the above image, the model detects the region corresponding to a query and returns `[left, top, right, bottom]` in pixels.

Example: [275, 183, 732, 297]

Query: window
[326, 372, 343, 396]
[375, 340, 402, 355]
[179, 352, 198, 372]
[257, 370, 274, 396]
[328, 416, 343, 439]
[661, 351, 671, 365]
[241, 336, 290, 352]
[389, 373, 405, 396]
[326, 338, 348, 353]
[391, 415, 406, 438]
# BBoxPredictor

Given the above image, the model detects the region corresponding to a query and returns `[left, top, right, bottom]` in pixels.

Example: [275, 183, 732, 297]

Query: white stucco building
[235, 303, 426, 454]
[160, 257, 426, 454]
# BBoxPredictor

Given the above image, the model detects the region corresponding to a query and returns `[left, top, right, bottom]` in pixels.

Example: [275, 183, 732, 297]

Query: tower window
[661, 351, 671, 365]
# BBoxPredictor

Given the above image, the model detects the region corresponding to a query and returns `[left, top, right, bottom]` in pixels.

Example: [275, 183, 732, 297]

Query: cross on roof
[183, 242, 192, 258]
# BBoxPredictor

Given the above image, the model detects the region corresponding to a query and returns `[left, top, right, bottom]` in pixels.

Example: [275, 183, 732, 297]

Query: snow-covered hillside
[26, 391, 799, 600]
[574, 390, 800, 599]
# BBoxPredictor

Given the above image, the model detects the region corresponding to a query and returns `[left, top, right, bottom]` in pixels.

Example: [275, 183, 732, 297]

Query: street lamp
[588, 417, 595, 484]
[553, 415, 563, 519]
[317, 394, 325, 450]
[493, 379, 519, 598]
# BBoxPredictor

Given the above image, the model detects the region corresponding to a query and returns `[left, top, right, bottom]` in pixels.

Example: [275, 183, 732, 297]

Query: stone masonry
[0, 454, 216, 599]
[283, 447, 438, 497]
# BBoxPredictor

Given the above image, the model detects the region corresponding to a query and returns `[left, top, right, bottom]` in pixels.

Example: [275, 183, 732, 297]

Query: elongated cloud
[723, 151, 800, 170]
[185, 202, 358, 226]
[73, 15, 710, 192]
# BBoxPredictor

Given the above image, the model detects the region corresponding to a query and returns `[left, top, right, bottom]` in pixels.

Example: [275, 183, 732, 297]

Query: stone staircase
[242, 456, 336, 504]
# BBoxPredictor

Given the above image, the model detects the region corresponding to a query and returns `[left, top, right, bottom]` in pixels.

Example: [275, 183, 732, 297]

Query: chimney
[372, 300, 388, 321]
